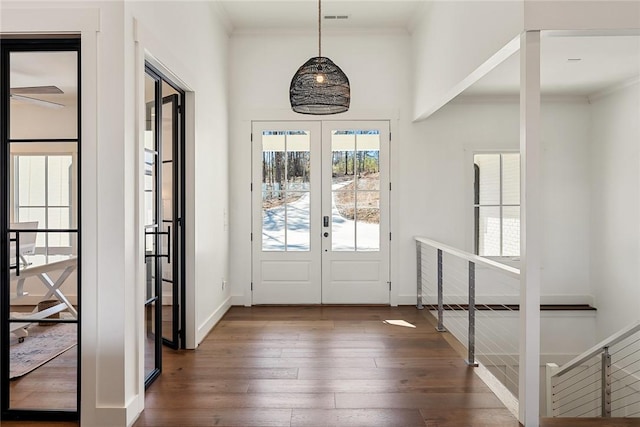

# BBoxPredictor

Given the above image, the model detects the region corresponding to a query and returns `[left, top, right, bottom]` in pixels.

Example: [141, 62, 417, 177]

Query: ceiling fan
[10, 85, 65, 109]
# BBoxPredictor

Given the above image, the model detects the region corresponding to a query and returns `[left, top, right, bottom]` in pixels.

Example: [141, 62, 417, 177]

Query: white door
[252, 120, 390, 304]
[321, 121, 390, 303]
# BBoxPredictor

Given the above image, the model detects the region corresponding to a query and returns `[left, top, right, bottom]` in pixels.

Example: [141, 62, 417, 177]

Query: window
[13, 153, 74, 253]
[474, 153, 520, 257]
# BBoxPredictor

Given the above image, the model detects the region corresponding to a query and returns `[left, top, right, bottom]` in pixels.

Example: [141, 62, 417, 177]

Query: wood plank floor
[134, 306, 519, 427]
[4, 306, 636, 426]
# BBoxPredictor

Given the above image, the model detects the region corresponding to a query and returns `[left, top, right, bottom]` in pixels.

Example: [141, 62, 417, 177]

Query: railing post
[416, 241, 424, 310]
[545, 363, 559, 417]
[602, 347, 611, 417]
[466, 261, 478, 367]
[436, 249, 446, 332]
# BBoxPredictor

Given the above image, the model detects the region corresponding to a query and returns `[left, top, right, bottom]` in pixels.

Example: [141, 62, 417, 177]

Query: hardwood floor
[4, 306, 636, 426]
[134, 306, 518, 427]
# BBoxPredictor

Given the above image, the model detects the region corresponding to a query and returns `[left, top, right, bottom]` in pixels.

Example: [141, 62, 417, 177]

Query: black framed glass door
[1, 37, 81, 422]
[143, 63, 185, 388]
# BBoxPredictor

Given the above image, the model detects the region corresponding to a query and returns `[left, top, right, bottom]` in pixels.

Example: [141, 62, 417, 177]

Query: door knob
[323, 232, 329, 237]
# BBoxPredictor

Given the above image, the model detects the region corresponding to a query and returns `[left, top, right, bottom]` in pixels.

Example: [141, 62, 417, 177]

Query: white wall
[228, 31, 412, 305]
[411, 1, 524, 121]
[227, 27, 594, 309]
[124, 1, 230, 424]
[407, 99, 592, 304]
[590, 82, 640, 340]
[2, 1, 230, 425]
[125, 0, 231, 348]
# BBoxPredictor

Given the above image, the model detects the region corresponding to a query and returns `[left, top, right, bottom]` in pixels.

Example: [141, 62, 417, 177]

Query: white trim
[519, 30, 542, 427]
[413, 35, 520, 122]
[196, 295, 232, 345]
[452, 94, 590, 105]
[133, 16, 196, 355]
[0, 7, 100, 33]
[1, 5, 101, 424]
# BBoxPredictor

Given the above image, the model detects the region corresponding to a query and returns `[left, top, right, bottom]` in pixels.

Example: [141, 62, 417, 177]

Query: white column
[519, 30, 541, 426]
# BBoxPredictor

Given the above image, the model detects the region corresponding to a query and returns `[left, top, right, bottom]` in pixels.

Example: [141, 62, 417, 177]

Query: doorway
[251, 121, 390, 304]
[143, 63, 185, 388]
[1, 37, 81, 421]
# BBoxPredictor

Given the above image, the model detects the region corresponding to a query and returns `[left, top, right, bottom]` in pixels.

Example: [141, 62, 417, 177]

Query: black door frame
[144, 63, 186, 388]
[1, 37, 81, 422]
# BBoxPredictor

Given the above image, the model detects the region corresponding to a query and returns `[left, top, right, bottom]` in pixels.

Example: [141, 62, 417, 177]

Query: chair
[9, 221, 38, 267]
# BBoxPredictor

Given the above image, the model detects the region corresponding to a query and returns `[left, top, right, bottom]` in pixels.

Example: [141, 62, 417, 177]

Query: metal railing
[416, 237, 521, 397]
[546, 321, 640, 418]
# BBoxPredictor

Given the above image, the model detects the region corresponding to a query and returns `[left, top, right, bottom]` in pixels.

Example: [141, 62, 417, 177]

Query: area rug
[10, 322, 77, 379]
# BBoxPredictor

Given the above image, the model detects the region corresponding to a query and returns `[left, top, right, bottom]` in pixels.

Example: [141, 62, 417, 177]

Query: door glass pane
[355, 133, 380, 191]
[261, 131, 311, 252]
[286, 192, 310, 251]
[331, 130, 381, 252]
[331, 132, 355, 187]
[474, 154, 500, 205]
[5, 41, 80, 416]
[10, 51, 78, 140]
[144, 301, 157, 379]
[332, 195, 355, 251]
[160, 96, 176, 345]
[285, 133, 310, 191]
[356, 192, 379, 251]
[144, 150, 156, 226]
[478, 206, 500, 256]
[9, 323, 77, 410]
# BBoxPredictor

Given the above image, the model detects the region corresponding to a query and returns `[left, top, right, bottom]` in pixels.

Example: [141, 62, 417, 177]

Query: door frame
[0, 36, 82, 422]
[250, 119, 392, 305]
[142, 62, 186, 388]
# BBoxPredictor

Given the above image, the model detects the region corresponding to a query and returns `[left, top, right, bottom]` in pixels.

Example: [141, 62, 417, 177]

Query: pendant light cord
[318, 0, 322, 58]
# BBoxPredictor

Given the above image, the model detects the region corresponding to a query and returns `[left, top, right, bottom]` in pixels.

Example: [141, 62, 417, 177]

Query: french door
[1, 37, 80, 421]
[252, 121, 390, 304]
[143, 64, 185, 388]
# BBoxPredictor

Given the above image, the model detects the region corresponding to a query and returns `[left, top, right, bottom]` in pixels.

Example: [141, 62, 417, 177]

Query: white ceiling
[463, 34, 640, 98]
[217, 0, 426, 32]
[10, 51, 78, 107]
[7, 8, 639, 107]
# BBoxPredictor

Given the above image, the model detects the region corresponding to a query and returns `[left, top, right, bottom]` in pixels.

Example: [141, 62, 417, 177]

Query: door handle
[323, 216, 329, 227]
[323, 232, 329, 238]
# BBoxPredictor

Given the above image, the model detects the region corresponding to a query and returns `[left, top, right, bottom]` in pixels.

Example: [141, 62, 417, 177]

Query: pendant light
[289, 0, 350, 115]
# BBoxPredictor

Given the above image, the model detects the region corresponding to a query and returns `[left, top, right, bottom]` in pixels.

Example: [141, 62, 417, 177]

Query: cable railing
[415, 237, 521, 399]
[546, 321, 640, 418]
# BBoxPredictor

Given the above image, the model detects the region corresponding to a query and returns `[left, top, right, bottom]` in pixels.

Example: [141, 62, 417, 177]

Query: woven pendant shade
[290, 0, 350, 115]
[290, 57, 350, 115]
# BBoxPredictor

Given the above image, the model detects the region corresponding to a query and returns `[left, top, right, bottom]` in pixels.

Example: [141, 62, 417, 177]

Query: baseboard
[196, 295, 232, 345]
[126, 394, 144, 427]
[230, 294, 248, 306]
[396, 294, 419, 306]
[85, 400, 138, 427]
